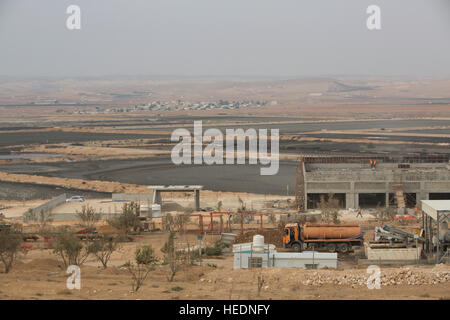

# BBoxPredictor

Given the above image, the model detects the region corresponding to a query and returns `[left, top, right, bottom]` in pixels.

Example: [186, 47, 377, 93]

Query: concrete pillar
[195, 190, 200, 211]
[417, 189, 429, 210]
[437, 212, 440, 264]
[346, 181, 356, 209]
[425, 215, 429, 253]
[385, 193, 389, 208]
[345, 193, 354, 209]
[422, 211, 425, 252]
[152, 190, 162, 204]
[419, 182, 428, 201]
[429, 215, 433, 254]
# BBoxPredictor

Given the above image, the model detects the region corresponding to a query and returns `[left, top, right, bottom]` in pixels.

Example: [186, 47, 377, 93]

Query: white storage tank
[252, 235, 265, 252]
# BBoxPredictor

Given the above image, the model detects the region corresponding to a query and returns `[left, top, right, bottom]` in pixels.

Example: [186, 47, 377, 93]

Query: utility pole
[198, 234, 203, 266]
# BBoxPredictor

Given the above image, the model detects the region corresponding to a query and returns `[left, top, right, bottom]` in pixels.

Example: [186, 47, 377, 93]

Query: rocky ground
[1, 230, 449, 300]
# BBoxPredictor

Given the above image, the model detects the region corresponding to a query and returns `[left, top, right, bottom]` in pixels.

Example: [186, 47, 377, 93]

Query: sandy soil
[0, 197, 444, 301]
[1, 238, 448, 300]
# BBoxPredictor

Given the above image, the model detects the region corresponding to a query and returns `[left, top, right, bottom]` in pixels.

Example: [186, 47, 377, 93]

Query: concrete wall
[40, 212, 121, 221]
[23, 194, 67, 222]
[365, 246, 421, 261]
[112, 193, 153, 202]
[306, 169, 450, 183]
[233, 251, 337, 269]
[307, 162, 448, 171]
[307, 182, 351, 192]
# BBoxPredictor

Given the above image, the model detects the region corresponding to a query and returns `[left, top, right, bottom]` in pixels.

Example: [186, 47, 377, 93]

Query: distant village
[103, 100, 269, 113]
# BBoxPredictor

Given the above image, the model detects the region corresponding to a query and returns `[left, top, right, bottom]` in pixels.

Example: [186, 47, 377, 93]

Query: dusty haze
[0, 0, 449, 77]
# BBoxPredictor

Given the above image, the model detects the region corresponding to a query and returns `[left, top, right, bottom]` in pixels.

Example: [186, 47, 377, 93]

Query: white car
[66, 196, 85, 202]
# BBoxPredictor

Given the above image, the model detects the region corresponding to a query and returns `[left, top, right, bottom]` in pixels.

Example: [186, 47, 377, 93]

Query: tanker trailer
[283, 223, 365, 253]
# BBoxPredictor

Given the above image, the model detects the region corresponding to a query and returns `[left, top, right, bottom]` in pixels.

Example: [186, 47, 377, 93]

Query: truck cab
[283, 223, 302, 252]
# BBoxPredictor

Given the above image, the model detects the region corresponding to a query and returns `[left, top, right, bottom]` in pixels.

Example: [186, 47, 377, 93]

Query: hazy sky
[1, 0, 449, 77]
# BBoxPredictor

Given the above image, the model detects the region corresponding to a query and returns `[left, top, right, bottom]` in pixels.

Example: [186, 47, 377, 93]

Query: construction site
[0, 71, 450, 301]
[1, 145, 450, 300]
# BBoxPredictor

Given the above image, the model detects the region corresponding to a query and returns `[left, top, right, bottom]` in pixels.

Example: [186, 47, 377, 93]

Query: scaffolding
[178, 211, 264, 234]
[186, 212, 232, 234]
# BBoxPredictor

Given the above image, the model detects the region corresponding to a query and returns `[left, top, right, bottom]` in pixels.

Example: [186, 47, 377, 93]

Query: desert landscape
[0, 76, 449, 300]
[1, 1, 450, 304]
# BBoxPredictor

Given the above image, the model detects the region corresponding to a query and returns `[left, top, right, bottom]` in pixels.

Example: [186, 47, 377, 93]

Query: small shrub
[205, 247, 222, 256]
[76, 205, 101, 228]
[257, 274, 265, 297]
[107, 202, 142, 235]
[124, 245, 158, 292]
[171, 286, 183, 292]
[57, 290, 72, 295]
[162, 232, 189, 282]
[87, 237, 119, 269]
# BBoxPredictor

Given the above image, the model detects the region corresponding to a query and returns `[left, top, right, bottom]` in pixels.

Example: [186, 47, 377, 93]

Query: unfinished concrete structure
[147, 185, 203, 211]
[112, 193, 153, 202]
[295, 155, 450, 210]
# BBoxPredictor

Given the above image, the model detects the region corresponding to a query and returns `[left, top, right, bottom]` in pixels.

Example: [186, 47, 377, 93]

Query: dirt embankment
[0, 171, 150, 194]
[234, 227, 284, 247]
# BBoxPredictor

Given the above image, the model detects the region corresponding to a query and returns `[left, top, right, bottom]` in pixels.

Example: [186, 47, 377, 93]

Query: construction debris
[300, 266, 450, 287]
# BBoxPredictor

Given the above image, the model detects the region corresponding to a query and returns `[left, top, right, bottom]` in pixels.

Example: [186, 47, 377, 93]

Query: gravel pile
[301, 267, 450, 287]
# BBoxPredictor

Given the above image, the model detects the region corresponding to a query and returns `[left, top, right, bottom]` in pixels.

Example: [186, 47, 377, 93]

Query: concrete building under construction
[295, 154, 450, 210]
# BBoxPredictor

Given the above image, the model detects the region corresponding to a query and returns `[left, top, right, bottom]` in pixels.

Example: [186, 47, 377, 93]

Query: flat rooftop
[421, 200, 450, 221]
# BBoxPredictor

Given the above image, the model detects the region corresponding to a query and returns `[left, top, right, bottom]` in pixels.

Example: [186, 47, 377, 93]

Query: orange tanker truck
[283, 223, 365, 253]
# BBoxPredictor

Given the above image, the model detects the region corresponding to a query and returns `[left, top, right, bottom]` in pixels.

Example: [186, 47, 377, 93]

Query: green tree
[53, 231, 90, 267]
[124, 245, 158, 292]
[161, 231, 190, 282]
[76, 204, 101, 229]
[0, 233, 22, 273]
[87, 237, 119, 269]
[107, 202, 142, 235]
